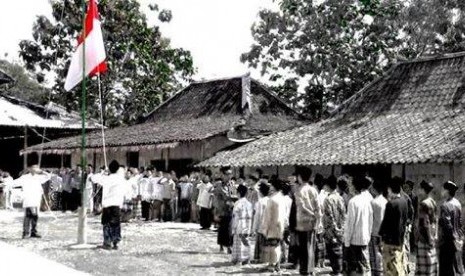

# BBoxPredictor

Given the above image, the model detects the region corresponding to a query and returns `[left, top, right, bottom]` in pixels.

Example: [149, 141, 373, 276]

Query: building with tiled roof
[0, 94, 100, 176]
[24, 76, 305, 174]
[199, 53, 465, 191]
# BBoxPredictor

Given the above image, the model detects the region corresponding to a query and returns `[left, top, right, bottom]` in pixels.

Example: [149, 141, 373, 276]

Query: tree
[0, 58, 49, 103]
[242, 0, 465, 120]
[19, 0, 195, 126]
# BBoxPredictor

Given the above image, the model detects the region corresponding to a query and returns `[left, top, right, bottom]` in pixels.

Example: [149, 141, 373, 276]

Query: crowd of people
[4, 162, 465, 276]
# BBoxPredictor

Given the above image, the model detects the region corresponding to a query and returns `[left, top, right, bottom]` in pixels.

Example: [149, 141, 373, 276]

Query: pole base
[69, 243, 97, 250]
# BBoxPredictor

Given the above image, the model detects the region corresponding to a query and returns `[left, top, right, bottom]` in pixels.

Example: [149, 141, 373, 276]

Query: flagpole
[77, 0, 88, 245]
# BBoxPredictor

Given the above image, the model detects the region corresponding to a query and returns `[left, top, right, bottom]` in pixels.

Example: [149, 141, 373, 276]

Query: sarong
[415, 241, 437, 276]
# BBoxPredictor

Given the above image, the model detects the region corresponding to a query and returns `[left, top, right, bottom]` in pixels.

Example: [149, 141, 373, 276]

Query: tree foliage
[0, 59, 48, 103]
[19, 0, 195, 126]
[242, 0, 465, 120]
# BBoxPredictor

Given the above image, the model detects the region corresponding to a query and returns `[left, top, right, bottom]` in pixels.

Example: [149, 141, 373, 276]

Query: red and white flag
[64, 0, 107, 91]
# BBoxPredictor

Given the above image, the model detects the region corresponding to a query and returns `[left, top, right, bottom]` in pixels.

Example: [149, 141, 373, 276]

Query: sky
[0, 0, 276, 81]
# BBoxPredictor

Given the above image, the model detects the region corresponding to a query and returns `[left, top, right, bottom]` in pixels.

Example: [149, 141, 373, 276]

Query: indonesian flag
[64, 0, 107, 91]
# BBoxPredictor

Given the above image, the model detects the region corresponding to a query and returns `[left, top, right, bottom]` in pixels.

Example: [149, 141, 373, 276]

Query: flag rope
[97, 74, 108, 169]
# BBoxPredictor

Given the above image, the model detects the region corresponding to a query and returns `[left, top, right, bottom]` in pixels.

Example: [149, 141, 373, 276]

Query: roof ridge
[396, 51, 465, 65]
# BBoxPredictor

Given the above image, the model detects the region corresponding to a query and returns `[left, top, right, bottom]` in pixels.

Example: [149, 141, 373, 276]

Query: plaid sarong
[315, 233, 326, 264]
[382, 244, 405, 276]
[232, 234, 250, 263]
[415, 241, 437, 276]
[369, 236, 384, 276]
[133, 199, 142, 219]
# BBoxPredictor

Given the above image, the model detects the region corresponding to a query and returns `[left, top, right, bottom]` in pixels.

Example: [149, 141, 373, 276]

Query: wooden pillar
[449, 162, 455, 182]
[23, 126, 28, 170]
[401, 163, 406, 182]
[165, 148, 170, 171]
[200, 141, 205, 161]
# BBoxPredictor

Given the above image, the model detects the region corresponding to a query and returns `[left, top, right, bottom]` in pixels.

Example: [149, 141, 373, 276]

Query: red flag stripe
[78, 0, 99, 45]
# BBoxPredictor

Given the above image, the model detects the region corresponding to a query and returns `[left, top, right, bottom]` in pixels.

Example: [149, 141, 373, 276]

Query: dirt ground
[0, 210, 416, 275]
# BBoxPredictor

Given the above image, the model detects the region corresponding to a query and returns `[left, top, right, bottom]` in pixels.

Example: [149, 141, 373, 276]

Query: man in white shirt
[95, 160, 126, 250]
[294, 167, 320, 276]
[197, 175, 214, 229]
[369, 180, 388, 276]
[343, 176, 373, 276]
[12, 164, 51, 239]
[2, 172, 14, 210]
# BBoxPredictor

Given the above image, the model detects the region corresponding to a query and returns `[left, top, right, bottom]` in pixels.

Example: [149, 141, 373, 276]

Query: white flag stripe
[64, 19, 106, 91]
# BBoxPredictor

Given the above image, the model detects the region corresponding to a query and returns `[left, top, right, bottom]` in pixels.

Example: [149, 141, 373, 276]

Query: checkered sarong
[415, 241, 437, 276]
[133, 199, 142, 219]
[231, 234, 250, 263]
[315, 233, 326, 264]
[369, 236, 384, 276]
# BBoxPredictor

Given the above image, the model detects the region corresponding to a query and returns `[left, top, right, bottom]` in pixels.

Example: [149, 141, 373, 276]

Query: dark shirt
[379, 194, 409, 246]
[438, 197, 463, 247]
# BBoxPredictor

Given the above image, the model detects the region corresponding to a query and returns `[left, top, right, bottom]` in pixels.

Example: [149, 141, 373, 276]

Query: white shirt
[197, 182, 213, 208]
[151, 177, 164, 201]
[98, 173, 127, 208]
[253, 196, 269, 233]
[371, 194, 388, 236]
[13, 173, 51, 208]
[344, 190, 374, 247]
[139, 177, 152, 201]
[317, 190, 329, 233]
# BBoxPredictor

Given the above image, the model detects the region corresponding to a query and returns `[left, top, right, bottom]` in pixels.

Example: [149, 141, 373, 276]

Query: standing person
[415, 180, 438, 276]
[139, 169, 153, 221]
[162, 172, 176, 222]
[151, 172, 164, 221]
[322, 175, 345, 276]
[343, 176, 373, 276]
[95, 160, 126, 250]
[231, 184, 254, 265]
[370, 180, 388, 276]
[129, 168, 142, 219]
[61, 168, 72, 212]
[281, 182, 293, 264]
[379, 176, 410, 276]
[314, 174, 328, 269]
[2, 172, 14, 210]
[190, 172, 201, 223]
[253, 182, 270, 263]
[178, 175, 194, 222]
[438, 181, 464, 276]
[197, 175, 214, 229]
[121, 170, 134, 223]
[294, 166, 320, 276]
[287, 172, 300, 268]
[337, 175, 351, 209]
[260, 179, 287, 273]
[84, 165, 94, 214]
[214, 169, 234, 253]
[70, 165, 83, 211]
[12, 164, 51, 239]
[400, 179, 415, 275]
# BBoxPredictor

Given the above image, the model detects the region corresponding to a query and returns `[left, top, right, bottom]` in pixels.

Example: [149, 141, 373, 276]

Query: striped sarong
[231, 234, 250, 263]
[369, 235, 384, 276]
[416, 241, 437, 276]
[382, 244, 405, 276]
